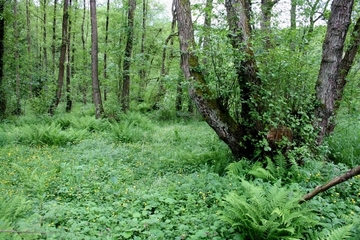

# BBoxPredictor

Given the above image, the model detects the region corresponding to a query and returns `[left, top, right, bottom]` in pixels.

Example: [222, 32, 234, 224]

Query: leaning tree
[174, 0, 360, 160]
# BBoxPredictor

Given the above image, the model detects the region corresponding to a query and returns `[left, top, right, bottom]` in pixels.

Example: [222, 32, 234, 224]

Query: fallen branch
[0, 229, 49, 235]
[300, 165, 360, 204]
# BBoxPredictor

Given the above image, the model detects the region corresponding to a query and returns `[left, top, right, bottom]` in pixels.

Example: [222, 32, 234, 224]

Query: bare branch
[300, 165, 360, 204]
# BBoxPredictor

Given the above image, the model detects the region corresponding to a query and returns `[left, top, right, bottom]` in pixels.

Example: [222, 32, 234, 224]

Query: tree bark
[51, 0, 57, 74]
[42, 0, 48, 71]
[315, 0, 355, 144]
[81, 0, 88, 104]
[290, 0, 296, 29]
[90, 0, 104, 118]
[138, 0, 147, 101]
[0, 2, 5, 118]
[103, 0, 110, 102]
[48, 0, 69, 116]
[14, 0, 21, 115]
[260, 0, 279, 49]
[300, 165, 360, 203]
[121, 0, 136, 113]
[26, 0, 32, 97]
[66, 0, 73, 112]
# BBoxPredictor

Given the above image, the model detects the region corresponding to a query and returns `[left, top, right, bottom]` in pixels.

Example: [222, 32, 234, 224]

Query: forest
[0, 0, 360, 239]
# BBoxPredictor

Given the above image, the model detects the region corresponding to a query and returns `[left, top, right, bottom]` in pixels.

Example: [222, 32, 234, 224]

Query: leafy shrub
[219, 179, 320, 240]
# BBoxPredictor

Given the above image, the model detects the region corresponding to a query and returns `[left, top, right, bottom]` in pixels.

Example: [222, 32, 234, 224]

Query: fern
[219, 179, 320, 240]
[248, 161, 275, 180]
[226, 160, 251, 177]
[0, 195, 31, 224]
[320, 225, 353, 240]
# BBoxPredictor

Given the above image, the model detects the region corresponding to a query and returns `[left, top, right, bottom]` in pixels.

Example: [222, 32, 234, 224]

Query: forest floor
[0, 105, 359, 239]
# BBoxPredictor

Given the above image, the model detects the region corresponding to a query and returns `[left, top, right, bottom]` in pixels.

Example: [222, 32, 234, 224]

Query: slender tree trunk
[260, 0, 279, 49]
[42, 0, 48, 71]
[290, 0, 296, 29]
[103, 0, 110, 102]
[138, 0, 147, 101]
[90, 0, 104, 118]
[175, 75, 183, 112]
[26, 0, 32, 97]
[81, 0, 87, 104]
[51, 0, 57, 74]
[315, 0, 356, 144]
[48, 0, 69, 116]
[14, 0, 21, 115]
[121, 0, 136, 113]
[0, 2, 5, 118]
[198, 0, 213, 48]
[65, 0, 73, 112]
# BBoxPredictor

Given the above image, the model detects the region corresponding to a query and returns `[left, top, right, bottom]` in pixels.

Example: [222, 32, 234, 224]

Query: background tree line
[0, 0, 359, 162]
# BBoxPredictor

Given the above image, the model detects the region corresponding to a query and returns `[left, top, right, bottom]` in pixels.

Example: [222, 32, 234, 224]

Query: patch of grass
[327, 115, 360, 167]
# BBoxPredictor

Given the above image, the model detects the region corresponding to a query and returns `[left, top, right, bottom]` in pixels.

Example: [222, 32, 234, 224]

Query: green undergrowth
[0, 109, 359, 239]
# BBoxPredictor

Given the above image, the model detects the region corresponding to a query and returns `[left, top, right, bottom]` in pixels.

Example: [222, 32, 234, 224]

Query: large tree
[174, 0, 360, 160]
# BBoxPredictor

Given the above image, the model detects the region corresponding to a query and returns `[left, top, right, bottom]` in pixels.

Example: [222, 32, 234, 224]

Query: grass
[0, 106, 360, 239]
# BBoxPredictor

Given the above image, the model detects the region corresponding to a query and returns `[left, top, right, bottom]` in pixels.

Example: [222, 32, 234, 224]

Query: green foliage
[0, 194, 40, 240]
[1, 110, 360, 239]
[219, 180, 320, 240]
[326, 115, 360, 167]
[13, 123, 87, 146]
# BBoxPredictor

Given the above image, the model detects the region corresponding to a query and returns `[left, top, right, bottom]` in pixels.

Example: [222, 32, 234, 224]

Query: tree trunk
[260, 0, 279, 49]
[26, 0, 32, 97]
[290, 0, 296, 29]
[198, 0, 213, 48]
[90, 0, 104, 118]
[0, 2, 5, 118]
[315, 0, 356, 144]
[138, 0, 147, 101]
[42, 0, 48, 71]
[81, 0, 87, 105]
[103, 0, 110, 102]
[48, 0, 69, 116]
[121, 0, 136, 113]
[51, 0, 57, 74]
[175, 0, 247, 159]
[65, 0, 73, 112]
[14, 0, 21, 115]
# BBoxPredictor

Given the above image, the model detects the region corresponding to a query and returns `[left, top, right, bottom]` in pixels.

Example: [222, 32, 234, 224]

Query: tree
[0, 1, 5, 118]
[315, 1, 360, 144]
[121, 0, 136, 113]
[13, 0, 21, 115]
[90, 0, 104, 118]
[174, 0, 360, 160]
[103, 0, 110, 102]
[65, 0, 73, 112]
[49, 0, 70, 116]
[260, 0, 280, 49]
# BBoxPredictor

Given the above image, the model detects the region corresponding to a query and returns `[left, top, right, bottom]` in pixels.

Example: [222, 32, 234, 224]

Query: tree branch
[300, 165, 360, 204]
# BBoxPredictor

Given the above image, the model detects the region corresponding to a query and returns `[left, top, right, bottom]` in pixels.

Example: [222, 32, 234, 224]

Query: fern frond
[320, 225, 353, 240]
[226, 161, 249, 177]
